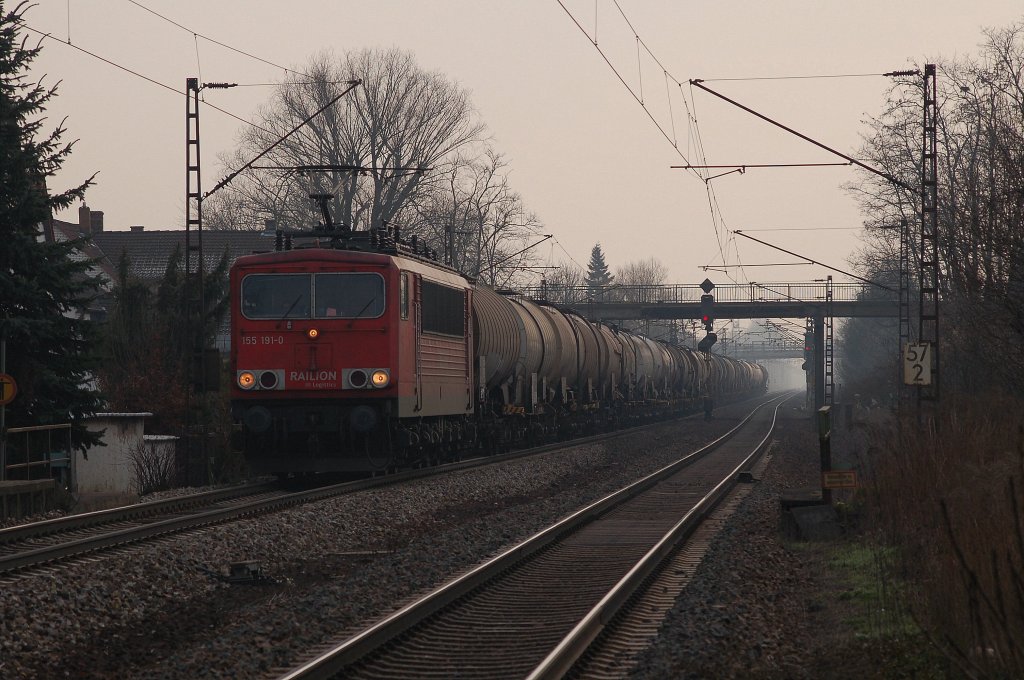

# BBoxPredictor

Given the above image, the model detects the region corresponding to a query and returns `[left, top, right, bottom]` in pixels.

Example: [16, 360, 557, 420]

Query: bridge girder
[571, 300, 897, 321]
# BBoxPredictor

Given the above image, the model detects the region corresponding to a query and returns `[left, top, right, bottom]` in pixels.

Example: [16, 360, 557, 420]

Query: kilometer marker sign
[903, 343, 932, 386]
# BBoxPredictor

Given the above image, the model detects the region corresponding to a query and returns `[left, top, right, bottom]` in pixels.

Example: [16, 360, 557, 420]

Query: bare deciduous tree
[615, 257, 669, 298]
[843, 21, 1024, 396]
[410, 149, 544, 287]
[614, 257, 670, 334]
[206, 48, 486, 233]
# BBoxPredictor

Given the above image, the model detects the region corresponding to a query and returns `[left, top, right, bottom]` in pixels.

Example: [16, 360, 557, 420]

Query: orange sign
[822, 470, 857, 489]
[0, 373, 17, 406]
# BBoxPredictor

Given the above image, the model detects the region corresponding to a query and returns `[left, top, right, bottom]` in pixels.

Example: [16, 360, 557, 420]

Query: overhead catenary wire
[23, 24, 275, 135]
[700, 72, 891, 82]
[702, 262, 808, 268]
[734, 230, 894, 291]
[555, 1, 910, 290]
[26, 24, 179, 96]
[230, 82, 354, 88]
[125, 0, 307, 78]
[740, 227, 860, 232]
[688, 79, 914, 192]
[193, 32, 203, 87]
[46, 2, 874, 294]
[553, 0, 702, 181]
[674, 162, 852, 170]
[205, 80, 362, 199]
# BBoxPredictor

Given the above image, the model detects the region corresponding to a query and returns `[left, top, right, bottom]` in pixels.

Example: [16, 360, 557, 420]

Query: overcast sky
[25, 1, 1024, 286]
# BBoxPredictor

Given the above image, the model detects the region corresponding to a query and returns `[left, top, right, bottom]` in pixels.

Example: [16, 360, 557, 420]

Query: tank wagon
[230, 230, 768, 474]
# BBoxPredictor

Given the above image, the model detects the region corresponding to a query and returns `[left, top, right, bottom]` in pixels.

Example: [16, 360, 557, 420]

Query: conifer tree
[98, 248, 229, 433]
[585, 243, 614, 294]
[0, 1, 104, 449]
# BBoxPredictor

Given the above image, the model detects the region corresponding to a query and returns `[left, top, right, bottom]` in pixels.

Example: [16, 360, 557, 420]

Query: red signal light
[699, 294, 714, 327]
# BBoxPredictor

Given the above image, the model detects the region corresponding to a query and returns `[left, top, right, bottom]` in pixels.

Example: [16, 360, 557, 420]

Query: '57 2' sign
[903, 343, 932, 386]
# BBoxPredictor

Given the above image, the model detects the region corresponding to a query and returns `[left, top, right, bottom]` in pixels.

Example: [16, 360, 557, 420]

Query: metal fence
[2, 423, 73, 488]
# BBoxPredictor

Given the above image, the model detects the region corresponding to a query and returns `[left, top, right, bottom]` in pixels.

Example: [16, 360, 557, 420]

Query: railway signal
[698, 332, 718, 352]
[802, 331, 813, 370]
[700, 294, 715, 331]
[699, 280, 716, 331]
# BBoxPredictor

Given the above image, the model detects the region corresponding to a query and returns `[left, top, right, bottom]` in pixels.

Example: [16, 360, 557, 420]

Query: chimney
[78, 204, 91, 234]
[130, 225, 145, 233]
[90, 211, 104, 234]
[264, 219, 277, 234]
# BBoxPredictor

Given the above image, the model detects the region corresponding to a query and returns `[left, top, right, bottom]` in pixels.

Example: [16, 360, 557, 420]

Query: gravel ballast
[2, 396, 870, 679]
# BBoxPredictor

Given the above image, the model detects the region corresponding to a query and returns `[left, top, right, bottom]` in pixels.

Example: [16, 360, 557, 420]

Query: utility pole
[825, 276, 834, 405]
[918, 64, 940, 420]
[185, 78, 237, 483]
[814, 314, 825, 411]
[185, 79, 237, 392]
[898, 217, 911, 417]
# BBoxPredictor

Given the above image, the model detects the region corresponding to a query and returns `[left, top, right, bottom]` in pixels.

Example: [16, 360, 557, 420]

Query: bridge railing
[521, 282, 884, 306]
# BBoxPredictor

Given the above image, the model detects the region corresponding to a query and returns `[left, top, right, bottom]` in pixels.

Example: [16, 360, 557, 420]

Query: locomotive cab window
[421, 281, 464, 336]
[313, 273, 385, 319]
[241, 274, 312, 319]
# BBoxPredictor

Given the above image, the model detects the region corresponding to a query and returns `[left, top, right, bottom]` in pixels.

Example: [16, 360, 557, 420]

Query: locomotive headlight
[307, 328, 319, 339]
[237, 371, 256, 390]
[370, 369, 390, 388]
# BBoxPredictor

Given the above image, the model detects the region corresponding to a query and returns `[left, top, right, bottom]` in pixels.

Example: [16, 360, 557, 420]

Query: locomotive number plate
[241, 335, 285, 346]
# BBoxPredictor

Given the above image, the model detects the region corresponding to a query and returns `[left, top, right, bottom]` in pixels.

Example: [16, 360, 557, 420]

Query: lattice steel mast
[919, 65, 940, 414]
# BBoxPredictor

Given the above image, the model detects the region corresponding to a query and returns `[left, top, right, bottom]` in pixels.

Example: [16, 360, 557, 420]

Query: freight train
[230, 226, 768, 474]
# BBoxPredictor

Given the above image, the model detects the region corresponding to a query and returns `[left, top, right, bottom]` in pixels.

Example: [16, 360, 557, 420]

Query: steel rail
[0, 481, 279, 544]
[276, 392, 789, 680]
[527, 392, 794, 679]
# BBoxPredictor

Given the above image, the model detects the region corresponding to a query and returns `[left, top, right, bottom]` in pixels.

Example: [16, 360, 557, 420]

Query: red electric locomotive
[231, 225, 768, 475]
[231, 237, 475, 473]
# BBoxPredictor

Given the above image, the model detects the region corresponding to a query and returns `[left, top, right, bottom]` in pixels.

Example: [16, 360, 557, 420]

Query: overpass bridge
[516, 281, 898, 321]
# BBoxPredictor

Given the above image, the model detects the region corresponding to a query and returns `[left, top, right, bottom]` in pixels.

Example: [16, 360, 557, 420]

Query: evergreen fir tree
[585, 243, 614, 293]
[0, 1, 104, 448]
[98, 248, 229, 433]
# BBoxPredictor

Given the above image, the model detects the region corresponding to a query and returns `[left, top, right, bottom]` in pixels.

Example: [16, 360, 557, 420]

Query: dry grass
[865, 394, 1024, 678]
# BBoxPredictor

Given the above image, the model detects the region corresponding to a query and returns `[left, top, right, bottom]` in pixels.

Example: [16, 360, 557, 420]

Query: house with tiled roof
[48, 205, 277, 283]
[48, 205, 278, 349]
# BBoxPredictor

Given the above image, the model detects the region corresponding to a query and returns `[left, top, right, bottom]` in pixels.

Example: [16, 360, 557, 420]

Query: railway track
[0, 481, 281, 577]
[277, 392, 793, 680]
[0, 403, 751, 581]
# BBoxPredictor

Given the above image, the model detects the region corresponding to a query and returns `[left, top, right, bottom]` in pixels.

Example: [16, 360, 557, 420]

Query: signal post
[697, 279, 717, 352]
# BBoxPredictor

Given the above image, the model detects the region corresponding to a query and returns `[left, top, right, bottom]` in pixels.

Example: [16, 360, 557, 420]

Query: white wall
[75, 413, 151, 503]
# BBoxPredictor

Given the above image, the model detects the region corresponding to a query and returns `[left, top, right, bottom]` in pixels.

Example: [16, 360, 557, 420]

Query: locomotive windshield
[241, 274, 311, 319]
[313, 273, 385, 318]
[241, 273, 385, 320]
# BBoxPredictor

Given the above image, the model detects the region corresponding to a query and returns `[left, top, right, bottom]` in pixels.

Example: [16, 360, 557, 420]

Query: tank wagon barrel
[470, 284, 763, 417]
